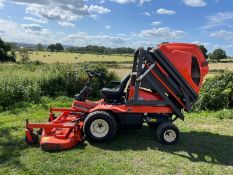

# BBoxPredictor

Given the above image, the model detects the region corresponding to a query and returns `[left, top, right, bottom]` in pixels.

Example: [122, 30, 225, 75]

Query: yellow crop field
[18, 51, 133, 63]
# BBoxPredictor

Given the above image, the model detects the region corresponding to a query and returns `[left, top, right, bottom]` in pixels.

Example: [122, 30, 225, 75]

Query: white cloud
[0, 0, 4, 9]
[0, 18, 127, 47]
[209, 30, 233, 40]
[22, 24, 42, 31]
[62, 33, 126, 47]
[58, 21, 75, 28]
[24, 16, 47, 24]
[0, 19, 52, 43]
[191, 41, 210, 46]
[182, 0, 207, 7]
[88, 5, 111, 14]
[138, 27, 186, 40]
[133, 40, 155, 48]
[156, 8, 176, 15]
[144, 12, 151, 16]
[11, 0, 110, 26]
[151, 21, 161, 26]
[207, 12, 233, 25]
[139, 0, 151, 5]
[109, 0, 151, 5]
[110, 0, 135, 4]
[202, 12, 233, 29]
[105, 25, 111, 30]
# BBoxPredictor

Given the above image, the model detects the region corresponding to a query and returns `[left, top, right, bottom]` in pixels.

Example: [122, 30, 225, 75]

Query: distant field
[208, 62, 233, 71]
[18, 51, 133, 63]
[16, 51, 233, 78]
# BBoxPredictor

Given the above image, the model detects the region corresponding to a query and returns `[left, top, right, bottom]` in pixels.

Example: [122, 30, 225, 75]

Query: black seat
[101, 74, 131, 101]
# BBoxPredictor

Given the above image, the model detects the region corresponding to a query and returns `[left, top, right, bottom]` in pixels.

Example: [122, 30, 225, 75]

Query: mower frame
[25, 43, 209, 150]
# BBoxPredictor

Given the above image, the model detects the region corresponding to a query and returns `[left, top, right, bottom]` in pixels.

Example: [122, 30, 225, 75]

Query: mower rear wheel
[156, 122, 179, 145]
[84, 111, 117, 142]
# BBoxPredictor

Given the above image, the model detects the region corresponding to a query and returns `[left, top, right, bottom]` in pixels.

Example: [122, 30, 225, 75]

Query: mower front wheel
[25, 132, 39, 145]
[156, 122, 180, 145]
[84, 111, 117, 142]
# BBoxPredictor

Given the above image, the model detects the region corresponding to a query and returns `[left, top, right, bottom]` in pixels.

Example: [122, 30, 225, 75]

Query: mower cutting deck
[25, 43, 209, 151]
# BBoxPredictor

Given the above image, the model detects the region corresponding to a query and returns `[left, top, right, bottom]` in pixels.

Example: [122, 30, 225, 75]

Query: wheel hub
[163, 129, 176, 142]
[90, 119, 109, 138]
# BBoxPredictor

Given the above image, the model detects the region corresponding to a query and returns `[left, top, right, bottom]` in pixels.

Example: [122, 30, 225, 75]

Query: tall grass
[0, 63, 117, 109]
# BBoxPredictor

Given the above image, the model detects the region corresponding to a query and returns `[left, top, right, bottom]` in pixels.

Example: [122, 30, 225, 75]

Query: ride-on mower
[25, 43, 209, 151]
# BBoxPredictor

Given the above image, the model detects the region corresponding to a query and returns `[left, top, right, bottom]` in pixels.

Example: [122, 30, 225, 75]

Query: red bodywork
[159, 43, 209, 94]
[25, 43, 209, 151]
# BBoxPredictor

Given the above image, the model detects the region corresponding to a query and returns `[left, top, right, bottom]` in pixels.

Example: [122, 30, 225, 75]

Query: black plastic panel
[116, 113, 143, 129]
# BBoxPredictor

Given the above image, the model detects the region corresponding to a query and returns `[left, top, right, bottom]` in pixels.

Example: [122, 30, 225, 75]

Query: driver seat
[101, 74, 131, 102]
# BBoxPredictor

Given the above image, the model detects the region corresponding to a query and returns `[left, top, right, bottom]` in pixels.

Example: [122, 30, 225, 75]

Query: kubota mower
[25, 43, 209, 151]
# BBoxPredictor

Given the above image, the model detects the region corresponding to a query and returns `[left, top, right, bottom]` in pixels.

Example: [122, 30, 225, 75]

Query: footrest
[63, 122, 76, 127]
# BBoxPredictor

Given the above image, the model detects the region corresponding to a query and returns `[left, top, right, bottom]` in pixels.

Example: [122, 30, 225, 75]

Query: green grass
[0, 98, 233, 175]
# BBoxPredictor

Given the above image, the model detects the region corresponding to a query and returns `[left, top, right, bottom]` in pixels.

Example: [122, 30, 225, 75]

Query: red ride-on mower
[25, 43, 209, 151]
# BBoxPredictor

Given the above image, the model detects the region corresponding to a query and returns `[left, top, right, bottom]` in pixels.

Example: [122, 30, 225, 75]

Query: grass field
[0, 98, 233, 175]
[20, 51, 133, 63]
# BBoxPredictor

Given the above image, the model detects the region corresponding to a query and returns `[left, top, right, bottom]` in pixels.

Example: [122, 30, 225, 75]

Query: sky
[0, 0, 233, 55]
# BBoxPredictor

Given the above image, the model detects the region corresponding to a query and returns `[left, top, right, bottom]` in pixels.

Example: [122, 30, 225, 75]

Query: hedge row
[0, 63, 232, 111]
[0, 63, 117, 109]
[194, 71, 233, 110]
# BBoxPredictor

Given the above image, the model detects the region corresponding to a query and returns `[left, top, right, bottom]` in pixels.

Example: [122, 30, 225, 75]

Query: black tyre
[147, 122, 159, 129]
[156, 122, 180, 145]
[84, 111, 117, 142]
[25, 132, 39, 145]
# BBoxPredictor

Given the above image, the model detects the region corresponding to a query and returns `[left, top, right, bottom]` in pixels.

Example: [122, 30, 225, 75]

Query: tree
[209, 48, 227, 62]
[0, 38, 10, 53]
[48, 43, 64, 52]
[36, 43, 44, 51]
[48, 44, 55, 52]
[0, 48, 5, 59]
[198, 45, 208, 59]
[19, 48, 30, 63]
[0, 38, 16, 62]
[55, 43, 64, 51]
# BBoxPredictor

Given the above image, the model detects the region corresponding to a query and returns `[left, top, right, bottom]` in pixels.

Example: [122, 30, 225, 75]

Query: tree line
[37, 43, 232, 61]
[46, 43, 229, 61]
[66, 45, 134, 54]
[37, 43, 134, 54]
[199, 45, 228, 62]
[0, 37, 231, 62]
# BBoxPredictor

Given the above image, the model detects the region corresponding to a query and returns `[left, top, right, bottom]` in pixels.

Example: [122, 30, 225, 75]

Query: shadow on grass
[1, 125, 232, 167]
[0, 126, 86, 166]
[0, 127, 28, 169]
[91, 126, 233, 166]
